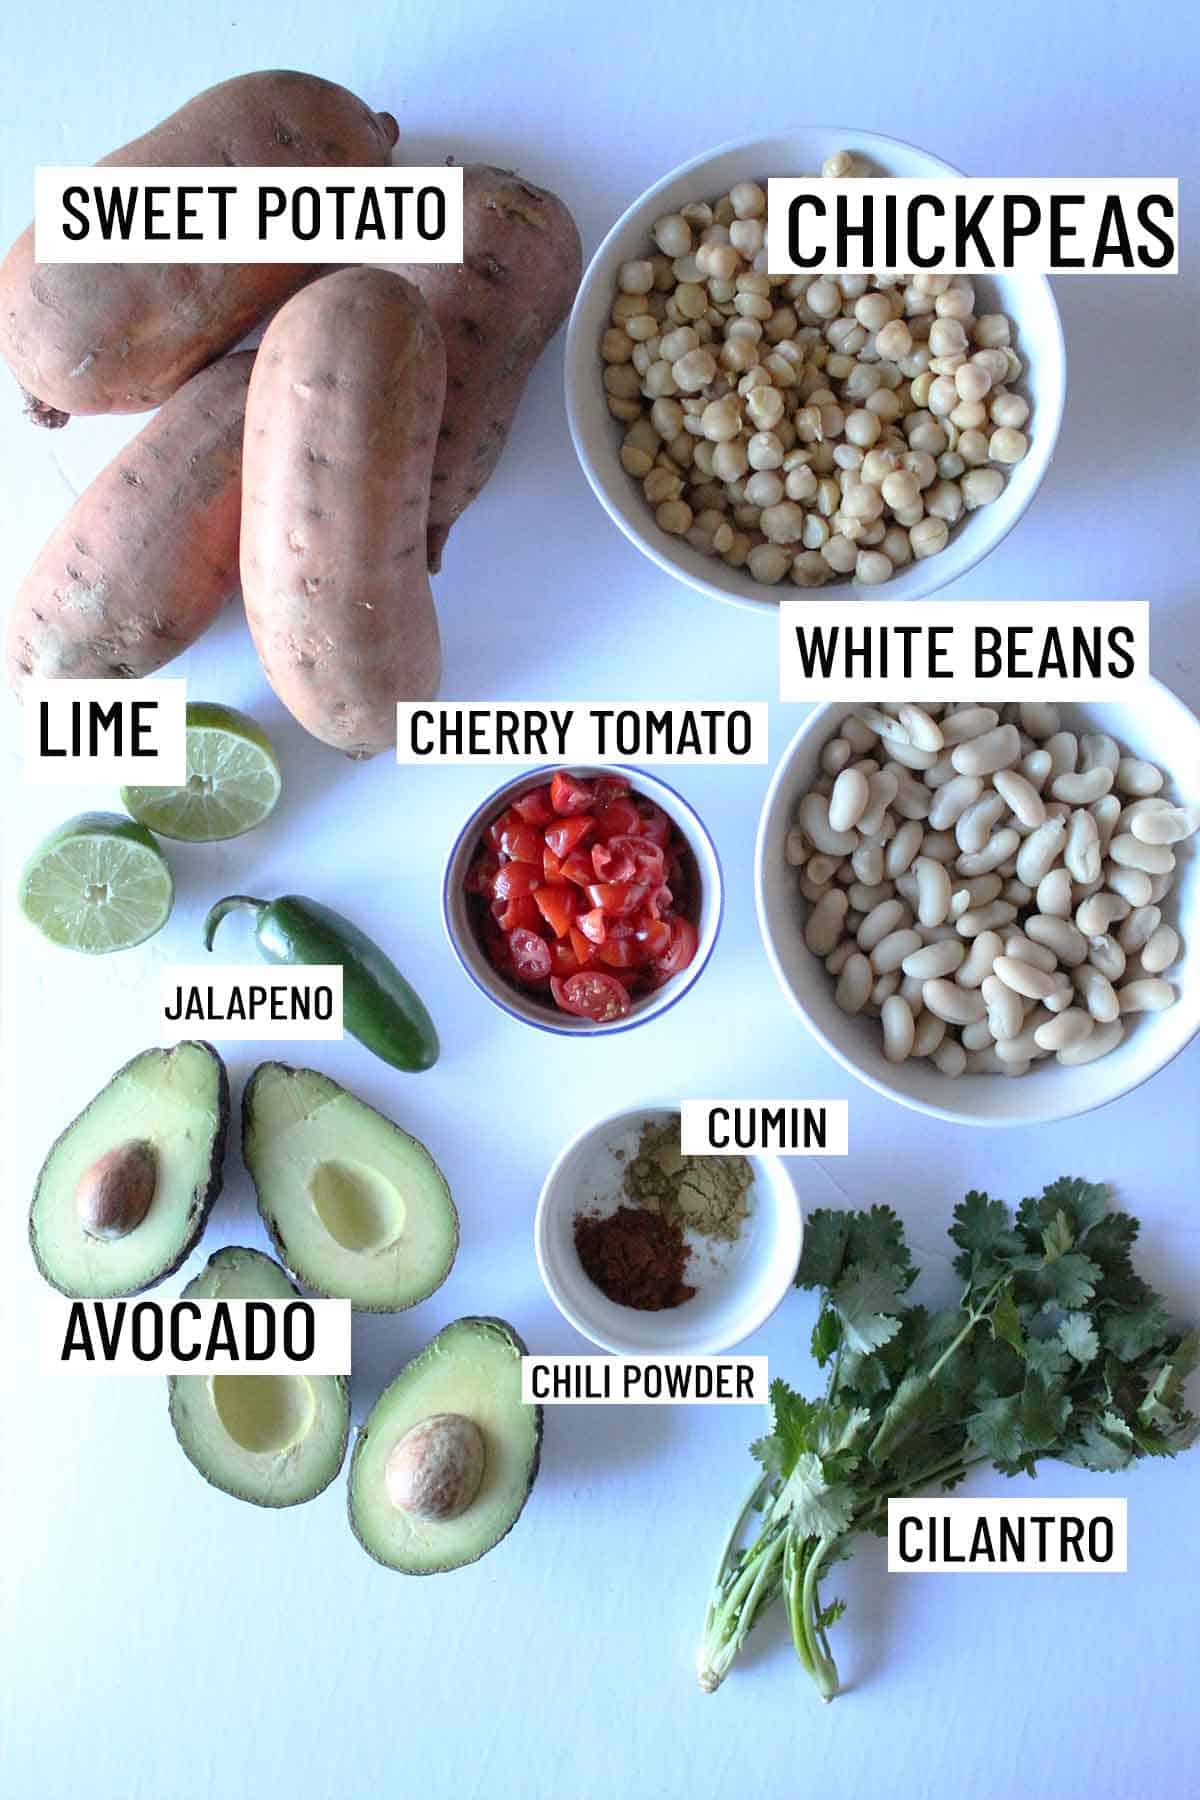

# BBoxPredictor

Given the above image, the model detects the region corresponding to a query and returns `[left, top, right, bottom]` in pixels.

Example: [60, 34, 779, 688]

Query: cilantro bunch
[698, 1180, 1197, 1701]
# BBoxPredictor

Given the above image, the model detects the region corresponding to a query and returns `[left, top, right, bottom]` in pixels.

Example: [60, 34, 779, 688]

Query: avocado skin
[29, 1041, 230, 1298]
[347, 1317, 543, 1575]
[167, 1245, 351, 1509]
[241, 1060, 460, 1312]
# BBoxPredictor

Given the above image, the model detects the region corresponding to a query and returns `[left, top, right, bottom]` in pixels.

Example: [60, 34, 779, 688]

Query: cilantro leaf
[1025, 1250, 1101, 1310]
[1063, 1411, 1136, 1472]
[992, 1283, 1026, 1357]
[750, 1381, 821, 1476]
[966, 1392, 1023, 1463]
[776, 1451, 857, 1539]
[810, 1306, 841, 1368]
[1058, 1312, 1100, 1365]
[950, 1190, 1024, 1279]
[830, 1262, 907, 1355]
[1101, 1297, 1171, 1362]
[844, 1206, 914, 1285]
[1039, 1176, 1112, 1238]
[1019, 1373, 1072, 1449]
[1024, 1335, 1072, 1383]
[795, 1210, 849, 1290]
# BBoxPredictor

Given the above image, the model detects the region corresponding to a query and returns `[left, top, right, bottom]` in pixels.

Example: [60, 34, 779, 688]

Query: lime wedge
[121, 702, 282, 842]
[19, 812, 174, 953]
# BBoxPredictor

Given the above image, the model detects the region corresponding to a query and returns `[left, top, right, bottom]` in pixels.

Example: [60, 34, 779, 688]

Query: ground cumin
[573, 1205, 696, 1311]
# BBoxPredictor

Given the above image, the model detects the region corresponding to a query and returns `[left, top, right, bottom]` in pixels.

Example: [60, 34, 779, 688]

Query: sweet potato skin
[240, 268, 446, 759]
[389, 165, 581, 569]
[0, 71, 397, 423]
[8, 351, 254, 688]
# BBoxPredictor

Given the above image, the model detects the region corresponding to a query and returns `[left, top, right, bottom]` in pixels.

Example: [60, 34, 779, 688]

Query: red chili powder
[573, 1204, 696, 1311]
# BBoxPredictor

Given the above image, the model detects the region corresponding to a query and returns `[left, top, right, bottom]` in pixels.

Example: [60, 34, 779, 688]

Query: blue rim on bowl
[442, 764, 725, 1036]
[565, 126, 1067, 617]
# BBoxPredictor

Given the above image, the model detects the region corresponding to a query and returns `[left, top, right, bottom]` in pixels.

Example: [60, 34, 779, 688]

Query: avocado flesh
[168, 1246, 350, 1508]
[244, 1063, 457, 1312]
[349, 1317, 541, 1573]
[30, 1042, 227, 1298]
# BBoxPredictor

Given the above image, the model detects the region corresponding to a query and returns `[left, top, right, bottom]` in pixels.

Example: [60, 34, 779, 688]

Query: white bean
[885, 819, 925, 878]
[956, 828, 1020, 876]
[1045, 731, 1078, 779]
[858, 897, 909, 952]
[1088, 935, 1126, 981]
[913, 856, 952, 927]
[956, 792, 1007, 853]
[993, 955, 1058, 1000]
[902, 940, 966, 980]
[1004, 932, 1058, 974]
[1018, 703, 1059, 740]
[826, 940, 854, 976]
[1076, 892, 1130, 936]
[821, 736, 853, 776]
[1043, 972, 1075, 1013]
[798, 791, 859, 856]
[1118, 978, 1176, 1013]
[1063, 810, 1101, 885]
[1016, 814, 1068, 887]
[852, 844, 885, 887]
[1036, 868, 1074, 918]
[1115, 757, 1163, 797]
[1131, 804, 1200, 846]
[1090, 795, 1122, 855]
[961, 1016, 995, 1051]
[872, 971, 901, 1005]
[1022, 749, 1052, 792]
[932, 1038, 967, 1076]
[1073, 964, 1120, 1024]
[1105, 865, 1152, 908]
[940, 705, 999, 745]
[912, 1012, 947, 1057]
[805, 888, 849, 955]
[1034, 1009, 1094, 1052]
[995, 1013, 1054, 1064]
[957, 929, 1004, 988]
[1080, 732, 1120, 776]
[881, 994, 916, 1062]
[957, 899, 1018, 938]
[1140, 923, 1180, 975]
[828, 767, 870, 833]
[897, 704, 944, 752]
[1118, 905, 1161, 953]
[924, 979, 987, 1025]
[929, 774, 983, 831]
[1025, 913, 1087, 967]
[1051, 767, 1114, 805]
[993, 768, 1046, 828]
[848, 880, 894, 911]
[1109, 833, 1175, 875]
[835, 952, 874, 1013]
[1056, 1019, 1125, 1065]
[872, 928, 923, 974]
[858, 769, 900, 836]
[950, 723, 1022, 777]
[982, 974, 1024, 1041]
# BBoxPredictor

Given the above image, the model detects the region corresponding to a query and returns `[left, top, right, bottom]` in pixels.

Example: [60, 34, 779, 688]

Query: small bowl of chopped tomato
[444, 766, 723, 1033]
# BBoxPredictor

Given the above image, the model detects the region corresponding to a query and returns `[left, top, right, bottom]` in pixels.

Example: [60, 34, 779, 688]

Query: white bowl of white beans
[566, 129, 1065, 612]
[755, 687, 1200, 1126]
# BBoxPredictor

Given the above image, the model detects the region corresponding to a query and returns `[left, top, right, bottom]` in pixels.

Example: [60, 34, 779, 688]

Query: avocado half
[348, 1318, 542, 1574]
[29, 1041, 228, 1298]
[168, 1246, 350, 1508]
[243, 1063, 458, 1312]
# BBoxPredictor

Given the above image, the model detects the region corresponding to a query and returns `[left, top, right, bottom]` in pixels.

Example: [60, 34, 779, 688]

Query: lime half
[121, 703, 282, 842]
[19, 812, 174, 953]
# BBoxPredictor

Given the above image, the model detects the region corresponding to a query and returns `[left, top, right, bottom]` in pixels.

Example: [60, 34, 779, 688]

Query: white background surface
[3, 4, 1199, 1797]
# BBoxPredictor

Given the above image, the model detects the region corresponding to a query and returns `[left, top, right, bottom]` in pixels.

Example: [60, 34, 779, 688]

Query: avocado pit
[385, 1412, 486, 1521]
[75, 1137, 158, 1240]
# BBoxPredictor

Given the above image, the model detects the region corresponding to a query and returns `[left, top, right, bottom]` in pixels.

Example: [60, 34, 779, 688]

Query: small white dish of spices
[534, 1105, 803, 1354]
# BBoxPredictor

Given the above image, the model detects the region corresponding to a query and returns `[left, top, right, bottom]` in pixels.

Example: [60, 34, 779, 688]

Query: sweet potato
[389, 165, 581, 569]
[8, 351, 254, 688]
[240, 268, 445, 759]
[0, 71, 398, 426]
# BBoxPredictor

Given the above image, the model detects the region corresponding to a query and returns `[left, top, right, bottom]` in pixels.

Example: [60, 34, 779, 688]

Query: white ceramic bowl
[566, 128, 1066, 616]
[443, 765, 723, 1035]
[534, 1104, 803, 1353]
[756, 685, 1200, 1126]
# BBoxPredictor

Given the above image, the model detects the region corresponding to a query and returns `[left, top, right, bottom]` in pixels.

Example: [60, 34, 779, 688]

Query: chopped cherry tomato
[512, 785, 555, 826]
[550, 971, 632, 1022]
[550, 772, 595, 815]
[591, 834, 666, 885]
[492, 861, 543, 900]
[483, 925, 512, 971]
[592, 797, 642, 840]
[544, 816, 594, 859]
[559, 849, 596, 888]
[597, 935, 645, 969]
[645, 883, 674, 918]
[491, 892, 540, 933]
[465, 849, 500, 895]
[499, 818, 544, 864]
[591, 775, 631, 806]
[585, 881, 647, 918]
[549, 939, 587, 978]
[509, 927, 552, 981]
[635, 915, 673, 957]
[654, 916, 698, 978]
[635, 801, 672, 846]
[543, 845, 563, 881]
[534, 882, 578, 938]
[568, 926, 596, 965]
[576, 906, 608, 946]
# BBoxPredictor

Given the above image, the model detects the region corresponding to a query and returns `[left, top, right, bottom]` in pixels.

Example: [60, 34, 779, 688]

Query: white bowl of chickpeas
[565, 129, 1066, 611]
[755, 688, 1200, 1126]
